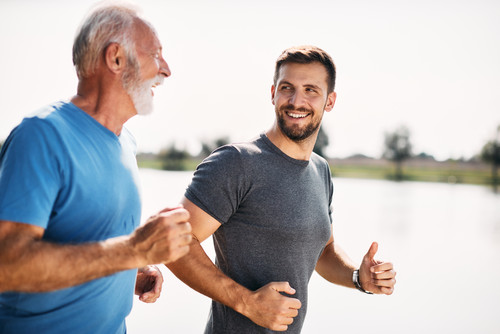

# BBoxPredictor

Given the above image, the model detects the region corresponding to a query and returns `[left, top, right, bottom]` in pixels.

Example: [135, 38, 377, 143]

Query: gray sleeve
[185, 145, 247, 224]
[321, 157, 334, 224]
[328, 165, 334, 224]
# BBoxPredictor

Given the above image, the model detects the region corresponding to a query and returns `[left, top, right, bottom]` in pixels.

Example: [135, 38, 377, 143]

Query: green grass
[137, 159, 164, 170]
[331, 164, 494, 185]
[138, 158, 200, 171]
[138, 157, 498, 187]
[331, 165, 388, 180]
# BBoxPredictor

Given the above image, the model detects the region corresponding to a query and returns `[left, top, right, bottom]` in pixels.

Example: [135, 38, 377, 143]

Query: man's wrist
[101, 235, 144, 270]
[352, 269, 373, 294]
[234, 285, 254, 317]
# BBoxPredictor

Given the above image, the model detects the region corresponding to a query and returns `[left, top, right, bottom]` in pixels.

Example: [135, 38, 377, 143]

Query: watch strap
[353, 269, 373, 294]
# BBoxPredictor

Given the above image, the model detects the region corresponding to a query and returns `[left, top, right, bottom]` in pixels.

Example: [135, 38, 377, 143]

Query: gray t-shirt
[185, 134, 333, 333]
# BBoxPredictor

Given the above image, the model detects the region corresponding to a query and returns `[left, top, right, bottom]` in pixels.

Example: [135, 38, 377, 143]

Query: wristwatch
[352, 269, 373, 294]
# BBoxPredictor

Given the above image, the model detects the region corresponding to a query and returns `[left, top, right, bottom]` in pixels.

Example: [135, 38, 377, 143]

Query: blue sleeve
[185, 145, 247, 224]
[0, 118, 62, 227]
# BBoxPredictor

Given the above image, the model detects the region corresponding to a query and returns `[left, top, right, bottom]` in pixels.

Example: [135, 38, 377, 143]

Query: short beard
[277, 104, 320, 142]
[122, 55, 163, 116]
[128, 75, 163, 116]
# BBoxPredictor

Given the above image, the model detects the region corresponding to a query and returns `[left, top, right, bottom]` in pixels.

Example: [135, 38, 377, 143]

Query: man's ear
[104, 43, 126, 74]
[271, 85, 276, 105]
[324, 91, 337, 112]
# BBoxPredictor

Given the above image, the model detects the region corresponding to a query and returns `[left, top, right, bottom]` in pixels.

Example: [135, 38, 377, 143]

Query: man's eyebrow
[304, 84, 321, 90]
[279, 81, 321, 89]
[278, 80, 293, 86]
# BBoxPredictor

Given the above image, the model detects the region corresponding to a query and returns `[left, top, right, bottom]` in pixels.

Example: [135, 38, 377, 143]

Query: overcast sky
[1, 0, 499, 160]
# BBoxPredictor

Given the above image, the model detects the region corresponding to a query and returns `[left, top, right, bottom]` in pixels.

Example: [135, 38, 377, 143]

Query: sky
[1, 0, 499, 160]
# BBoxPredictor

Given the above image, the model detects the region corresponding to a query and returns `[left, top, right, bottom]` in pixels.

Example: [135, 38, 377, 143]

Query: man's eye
[150, 51, 161, 59]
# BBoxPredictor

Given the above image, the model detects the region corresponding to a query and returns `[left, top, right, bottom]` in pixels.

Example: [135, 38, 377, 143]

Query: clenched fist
[130, 207, 192, 266]
[241, 281, 302, 331]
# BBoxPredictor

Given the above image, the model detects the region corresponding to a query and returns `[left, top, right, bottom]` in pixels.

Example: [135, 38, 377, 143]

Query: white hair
[72, 1, 152, 78]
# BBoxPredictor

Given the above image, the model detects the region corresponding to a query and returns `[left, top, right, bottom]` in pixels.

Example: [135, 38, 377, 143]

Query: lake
[126, 169, 500, 333]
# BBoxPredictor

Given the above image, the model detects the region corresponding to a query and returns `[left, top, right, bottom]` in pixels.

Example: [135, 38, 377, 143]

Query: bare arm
[0, 207, 192, 293]
[315, 227, 358, 288]
[315, 226, 396, 295]
[166, 197, 301, 332]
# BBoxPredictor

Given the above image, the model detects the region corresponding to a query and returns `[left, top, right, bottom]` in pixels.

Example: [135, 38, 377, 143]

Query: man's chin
[136, 107, 154, 116]
[133, 95, 155, 116]
[128, 81, 158, 116]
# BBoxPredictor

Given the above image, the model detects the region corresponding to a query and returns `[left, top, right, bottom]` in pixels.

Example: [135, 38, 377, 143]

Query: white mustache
[152, 75, 165, 87]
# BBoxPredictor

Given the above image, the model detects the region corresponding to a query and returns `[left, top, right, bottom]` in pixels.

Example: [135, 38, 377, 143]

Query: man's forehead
[277, 62, 329, 86]
[132, 19, 161, 50]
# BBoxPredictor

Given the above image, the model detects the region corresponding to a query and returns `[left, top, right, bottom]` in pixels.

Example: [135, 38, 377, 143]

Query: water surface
[127, 169, 500, 333]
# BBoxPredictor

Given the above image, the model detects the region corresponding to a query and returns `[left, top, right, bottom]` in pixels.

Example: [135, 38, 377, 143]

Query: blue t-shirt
[0, 102, 141, 334]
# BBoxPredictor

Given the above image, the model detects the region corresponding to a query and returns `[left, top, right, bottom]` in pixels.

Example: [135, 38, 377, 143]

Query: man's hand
[0, 207, 190, 293]
[129, 207, 192, 266]
[241, 282, 302, 332]
[359, 242, 396, 295]
[135, 265, 163, 303]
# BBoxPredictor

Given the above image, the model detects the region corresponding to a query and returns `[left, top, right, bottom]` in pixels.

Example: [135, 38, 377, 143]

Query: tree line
[382, 125, 499, 188]
[147, 124, 500, 188]
[2, 125, 498, 188]
[151, 128, 331, 171]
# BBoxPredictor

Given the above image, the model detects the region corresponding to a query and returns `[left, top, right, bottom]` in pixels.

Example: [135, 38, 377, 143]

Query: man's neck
[71, 79, 136, 136]
[265, 124, 318, 161]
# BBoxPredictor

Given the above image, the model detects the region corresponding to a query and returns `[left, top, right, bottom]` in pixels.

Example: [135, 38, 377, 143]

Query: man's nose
[288, 91, 307, 108]
[159, 57, 171, 78]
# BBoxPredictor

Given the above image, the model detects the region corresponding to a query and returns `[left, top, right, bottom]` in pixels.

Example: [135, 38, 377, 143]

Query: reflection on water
[127, 169, 500, 334]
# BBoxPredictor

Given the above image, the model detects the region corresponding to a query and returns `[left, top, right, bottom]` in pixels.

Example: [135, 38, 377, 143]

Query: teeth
[288, 112, 307, 119]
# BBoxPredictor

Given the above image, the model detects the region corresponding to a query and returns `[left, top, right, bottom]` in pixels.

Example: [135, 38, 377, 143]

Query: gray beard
[123, 72, 164, 116]
[121, 57, 162, 116]
[128, 77, 156, 116]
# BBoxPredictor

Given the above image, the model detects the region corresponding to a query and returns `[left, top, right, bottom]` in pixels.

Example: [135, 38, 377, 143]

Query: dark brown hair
[273, 45, 336, 93]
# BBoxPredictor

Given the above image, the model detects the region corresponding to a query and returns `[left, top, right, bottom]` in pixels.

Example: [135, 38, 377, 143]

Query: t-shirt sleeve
[328, 167, 334, 224]
[324, 159, 334, 224]
[185, 145, 247, 224]
[0, 118, 62, 227]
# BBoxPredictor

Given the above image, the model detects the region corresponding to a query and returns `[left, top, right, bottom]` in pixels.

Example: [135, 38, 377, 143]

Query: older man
[0, 4, 191, 334]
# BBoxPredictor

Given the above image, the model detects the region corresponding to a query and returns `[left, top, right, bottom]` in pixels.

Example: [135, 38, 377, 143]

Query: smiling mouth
[151, 83, 159, 96]
[286, 111, 309, 119]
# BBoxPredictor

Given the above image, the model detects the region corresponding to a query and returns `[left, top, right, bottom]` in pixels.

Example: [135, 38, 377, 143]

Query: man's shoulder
[2, 102, 77, 156]
[194, 137, 265, 179]
[310, 152, 332, 174]
[209, 135, 264, 160]
[18, 101, 73, 131]
[230, 136, 266, 154]
[310, 151, 329, 165]
[25, 101, 71, 119]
